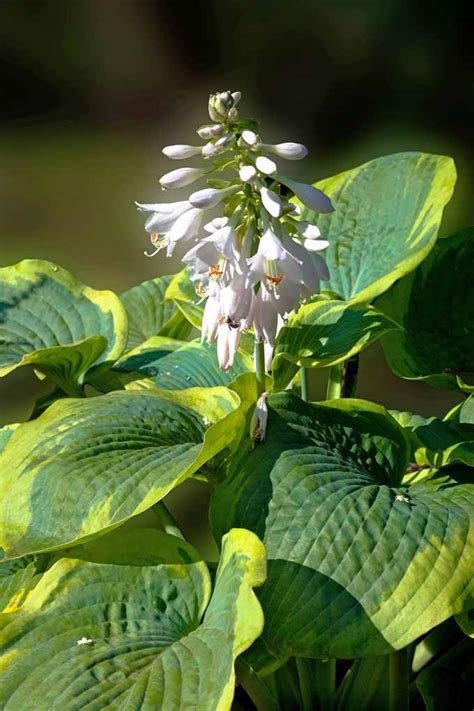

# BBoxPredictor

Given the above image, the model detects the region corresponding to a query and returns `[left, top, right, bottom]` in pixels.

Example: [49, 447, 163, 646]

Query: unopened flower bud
[197, 124, 224, 139]
[277, 175, 334, 213]
[231, 91, 242, 105]
[189, 185, 238, 209]
[202, 142, 218, 157]
[162, 144, 202, 160]
[159, 167, 206, 189]
[250, 392, 268, 443]
[215, 133, 234, 149]
[256, 155, 277, 175]
[242, 129, 258, 146]
[239, 165, 257, 182]
[260, 187, 282, 218]
[208, 91, 235, 122]
[260, 142, 308, 160]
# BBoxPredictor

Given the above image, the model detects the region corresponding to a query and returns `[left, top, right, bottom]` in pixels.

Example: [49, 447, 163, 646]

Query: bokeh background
[1, 0, 473, 551]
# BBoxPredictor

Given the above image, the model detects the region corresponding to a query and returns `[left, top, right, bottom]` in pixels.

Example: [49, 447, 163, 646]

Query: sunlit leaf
[211, 393, 474, 658]
[303, 152, 456, 303]
[0, 260, 127, 395]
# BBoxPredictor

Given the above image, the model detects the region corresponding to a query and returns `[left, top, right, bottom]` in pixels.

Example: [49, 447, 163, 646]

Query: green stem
[388, 648, 409, 711]
[314, 659, 336, 711]
[341, 354, 359, 398]
[326, 363, 343, 400]
[235, 659, 279, 711]
[152, 501, 186, 540]
[295, 658, 314, 711]
[300, 367, 309, 402]
[254, 339, 266, 397]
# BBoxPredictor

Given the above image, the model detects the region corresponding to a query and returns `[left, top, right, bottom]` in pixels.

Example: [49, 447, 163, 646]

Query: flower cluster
[137, 90, 333, 370]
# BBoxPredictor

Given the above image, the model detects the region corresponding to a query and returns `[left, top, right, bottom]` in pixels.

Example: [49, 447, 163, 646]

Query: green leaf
[211, 393, 474, 658]
[304, 152, 456, 303]
[121, 338, 253, 390]
[0, 424, 18, 454]
[391, 409, 474, 468]
[121, 274, 191, 350]
[0, 528, 266, 711]
[0, 386, 244, 558]
[59, 527, 202, 567]
[416, 638, 474, 711]
[165, 268, 204, 329]
[0, 558, 38, 614]
[456, 608, 474, 637]
[272, 299, 399, 390]
[377, 229, 474, 389]
[0, 260, 127, 395]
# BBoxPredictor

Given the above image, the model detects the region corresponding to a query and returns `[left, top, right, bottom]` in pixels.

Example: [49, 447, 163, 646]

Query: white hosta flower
[136, 200, 191, 233]
[256, 155, 277, 175]
[159, 167, 206, 189]
[217, 321, 241, 371]
[292, 221, 330, 252]
[189, 185, 238, 209]
[242, 129, 258, 146]
[260, 187, 282, 218]
[183, 224, 239, 285]
[164, 207, 203, 256]
[231, 91, 242, 104]
[162, 144, 203, 160]
[247, 227, 304, 291]
[277, 174, 334, 213]
[259, 142, 308, 160]
[250, 392, 268, 443]
[239, 165, 257, 182]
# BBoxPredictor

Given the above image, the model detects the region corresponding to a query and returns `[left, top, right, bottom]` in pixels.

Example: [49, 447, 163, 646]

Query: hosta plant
[0, 90, 472, 711]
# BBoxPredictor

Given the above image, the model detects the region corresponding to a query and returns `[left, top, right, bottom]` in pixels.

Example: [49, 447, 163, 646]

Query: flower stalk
[138, 90, 333, 375]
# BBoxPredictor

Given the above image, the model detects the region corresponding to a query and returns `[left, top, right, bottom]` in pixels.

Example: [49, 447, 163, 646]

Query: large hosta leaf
[272, 299, 398, 390]
[303, 152, 455, 303]
[119, 338, 253, 390]
[121, 274, 191, 350]
[0, 260, 127, 395]
[378, 229, 474, 389]
[0, 528, 266, 711]
[211, 393, 474, 659]
[0, 386, 243, 558]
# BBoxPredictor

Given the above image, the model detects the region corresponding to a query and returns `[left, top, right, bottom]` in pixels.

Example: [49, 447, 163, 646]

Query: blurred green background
[1, 0, 472, 552]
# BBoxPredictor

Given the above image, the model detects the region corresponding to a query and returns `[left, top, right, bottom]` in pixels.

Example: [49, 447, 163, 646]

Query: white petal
[231, 91, 242, 104]
[135, 200, 189, 214]
[299, 222, 321, 240]
[204, 216, 229, 233]
[167, 208, 202, 244]
[260, 187, 282, 218]
[261, 142, 308, 160]
[258, 228, 286, 261]
[256, 156, 277, 175]
[159, 167, 206, 189]
[202, 142, 218, 157]
[304, 238, 329, 252]
[162, 144, 202, 159]
[242, 129, 258, 146]
[189, 188, 222, 209]
[239, 165, 257, 182]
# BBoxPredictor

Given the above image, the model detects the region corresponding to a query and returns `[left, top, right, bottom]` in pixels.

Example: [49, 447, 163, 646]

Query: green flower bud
[208, 91, 235, 122]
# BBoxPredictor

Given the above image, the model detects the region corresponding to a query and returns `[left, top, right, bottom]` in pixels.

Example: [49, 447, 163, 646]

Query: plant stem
[341, 354, 359, 398]
[300, 367, 309, 402]
[314, 659, 336, 711]
[295, 658, 314, 711]
[152, 501, 186, 540]
[235, 659, 279, 711]
[326, 363, 343, 400]
[388, 648, 409, 711]
[254, 339, 266, 397]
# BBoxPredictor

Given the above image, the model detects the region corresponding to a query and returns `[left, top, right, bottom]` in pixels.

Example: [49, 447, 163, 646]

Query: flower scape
[137, 90, 333, 371]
